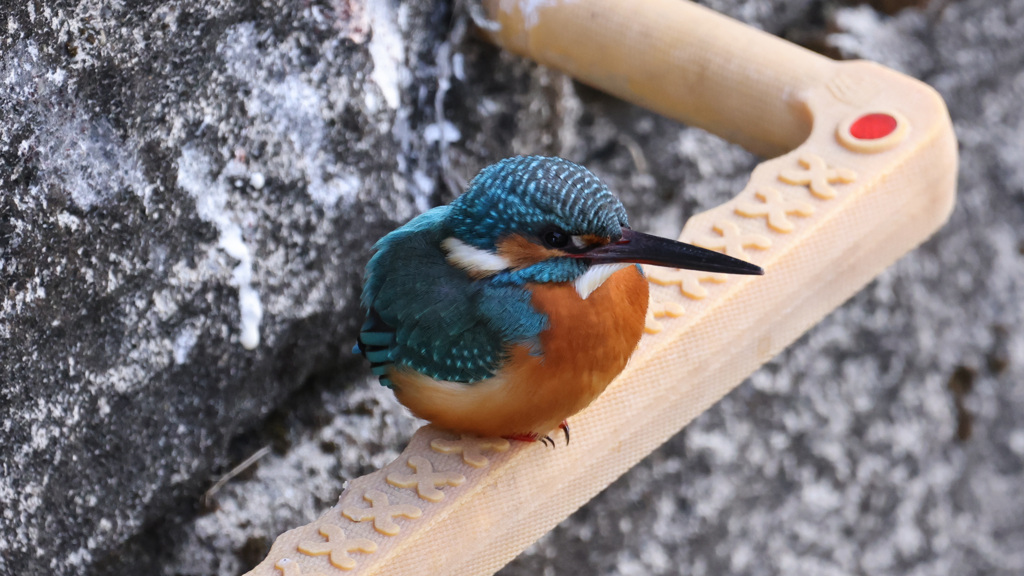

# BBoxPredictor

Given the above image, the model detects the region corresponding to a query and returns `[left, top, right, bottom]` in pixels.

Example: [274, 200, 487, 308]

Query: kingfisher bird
[356, 156, 762, 443]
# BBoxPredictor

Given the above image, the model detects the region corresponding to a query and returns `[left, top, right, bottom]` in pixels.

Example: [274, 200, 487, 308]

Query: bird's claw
[504, 421, 570, 448]
[540, 422, 572, 448]
[558, 420, 570, 446]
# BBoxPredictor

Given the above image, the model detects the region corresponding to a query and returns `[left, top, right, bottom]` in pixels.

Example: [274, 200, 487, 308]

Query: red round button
[849, 113, 898, 140]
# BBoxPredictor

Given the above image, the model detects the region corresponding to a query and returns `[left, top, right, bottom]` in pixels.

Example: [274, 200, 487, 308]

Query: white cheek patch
[574, 263, 630, 300]
[442, 237, 511, 275]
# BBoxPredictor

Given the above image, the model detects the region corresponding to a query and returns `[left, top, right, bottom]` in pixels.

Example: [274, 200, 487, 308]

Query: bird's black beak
[573, 228, 764, 275]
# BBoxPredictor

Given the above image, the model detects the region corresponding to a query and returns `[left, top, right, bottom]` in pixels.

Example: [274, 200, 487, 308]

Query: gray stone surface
[1, 0, 450, 572]
[1, 0, 1022, 575]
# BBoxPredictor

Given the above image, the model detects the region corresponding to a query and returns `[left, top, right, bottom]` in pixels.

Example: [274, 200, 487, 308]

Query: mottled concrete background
[1, 0, 1022, 574]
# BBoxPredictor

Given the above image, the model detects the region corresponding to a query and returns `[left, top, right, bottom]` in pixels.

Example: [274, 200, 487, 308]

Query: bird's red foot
[504, 432, 540, 443]
[504, 432, 557, 448]
[503, 422, 570, 448]
[558, 420, 570, 446]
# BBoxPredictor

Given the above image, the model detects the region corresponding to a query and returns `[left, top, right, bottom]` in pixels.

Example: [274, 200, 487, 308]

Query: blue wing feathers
[357, 331, 393, 347]
[355, 308, 398, 388]
[358, 206, 547, 386]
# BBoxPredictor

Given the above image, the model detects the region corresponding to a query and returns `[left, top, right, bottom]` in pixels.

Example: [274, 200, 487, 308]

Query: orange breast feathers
[391, 265, 650, 437]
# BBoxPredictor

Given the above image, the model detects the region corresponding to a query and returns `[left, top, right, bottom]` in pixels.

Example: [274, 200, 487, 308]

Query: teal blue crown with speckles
[446, 156, 629, 248]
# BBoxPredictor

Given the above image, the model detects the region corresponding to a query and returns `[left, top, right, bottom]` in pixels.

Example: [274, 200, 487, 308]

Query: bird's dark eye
[542, 228, 570, 248]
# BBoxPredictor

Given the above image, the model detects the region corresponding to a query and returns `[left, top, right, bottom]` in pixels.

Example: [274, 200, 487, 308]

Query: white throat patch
[442, 237, 511, 276]
[574, 263, 630, 300]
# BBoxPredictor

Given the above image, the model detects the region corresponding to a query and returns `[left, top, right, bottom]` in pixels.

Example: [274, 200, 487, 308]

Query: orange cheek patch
[496, 235, 566, 269]
[579, 234, 609, 247]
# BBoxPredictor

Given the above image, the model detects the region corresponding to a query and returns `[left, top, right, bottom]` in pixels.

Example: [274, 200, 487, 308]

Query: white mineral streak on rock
[367, 0, 406, 110]
[176, 146, 263, 350]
